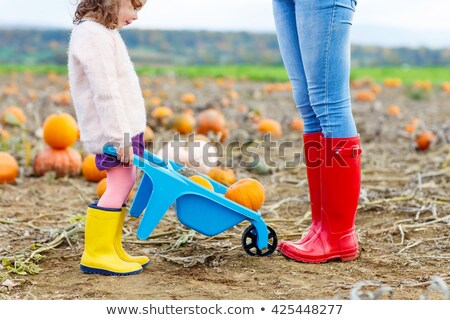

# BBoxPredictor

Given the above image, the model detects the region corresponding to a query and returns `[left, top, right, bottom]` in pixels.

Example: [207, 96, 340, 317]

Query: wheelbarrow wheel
[241, 225, 277, 257]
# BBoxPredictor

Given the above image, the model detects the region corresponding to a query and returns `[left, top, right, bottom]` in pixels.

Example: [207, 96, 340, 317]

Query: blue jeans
[273, 0, 358, 138]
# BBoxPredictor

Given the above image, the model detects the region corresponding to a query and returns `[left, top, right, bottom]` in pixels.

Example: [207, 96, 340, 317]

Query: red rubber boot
[278, 131, 322, 250]
[280, 135, 362, 263]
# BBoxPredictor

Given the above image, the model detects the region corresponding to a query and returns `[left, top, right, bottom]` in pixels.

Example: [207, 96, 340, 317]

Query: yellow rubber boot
[115, 206, 150, 267]
[80, 204, 143, 276]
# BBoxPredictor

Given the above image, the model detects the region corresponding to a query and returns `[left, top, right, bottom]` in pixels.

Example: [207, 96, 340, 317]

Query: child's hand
[117, 146, 134, 164]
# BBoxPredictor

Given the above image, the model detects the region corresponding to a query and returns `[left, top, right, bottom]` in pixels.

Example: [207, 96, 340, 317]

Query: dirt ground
[0, 75, 449, 300]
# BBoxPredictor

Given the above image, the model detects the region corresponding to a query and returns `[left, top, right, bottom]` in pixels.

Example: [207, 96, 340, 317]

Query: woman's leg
[273, 0, 323, 249]
[295, 0, 357, 138]
[97, 165, 136, 209]
[280, 0, 361, 263]
[272, 0, 321, 133]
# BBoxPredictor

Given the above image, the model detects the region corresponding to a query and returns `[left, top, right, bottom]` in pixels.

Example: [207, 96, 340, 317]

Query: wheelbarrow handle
[102, 145, 174, 171]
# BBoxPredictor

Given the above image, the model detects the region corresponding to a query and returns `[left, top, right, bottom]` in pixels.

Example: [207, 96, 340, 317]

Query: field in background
[0, 64, 449, 84]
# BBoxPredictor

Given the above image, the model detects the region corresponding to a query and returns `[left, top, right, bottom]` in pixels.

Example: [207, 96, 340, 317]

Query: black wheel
[241, 225, 277, 256]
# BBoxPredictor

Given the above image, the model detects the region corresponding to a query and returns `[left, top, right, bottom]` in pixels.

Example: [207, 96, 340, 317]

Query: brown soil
[1, 75, 449, 300]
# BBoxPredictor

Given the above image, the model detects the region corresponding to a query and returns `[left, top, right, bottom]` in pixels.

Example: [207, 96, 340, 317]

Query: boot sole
[80, 264, 142, 276]
[282, 249, 358, 263]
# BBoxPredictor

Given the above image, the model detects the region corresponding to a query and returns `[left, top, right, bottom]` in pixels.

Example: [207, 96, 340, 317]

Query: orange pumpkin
[355, 90, 376, 102]
[142, 89, 152, 98]
[167, 113, 196, 135]
[193, 79, 203, 89]
[207, 167, 236, 186]
[151, 106, 173, 126]
[96, 177, 108, 197]
[442, 82, 450, 94]
[188, 175, 214, 190]
[3, 84, 19, 96]
[225, 178, 266, 211]
[43, 113, 79, 149]
[228, 90, 239, 100]
[50, 91, 72, 106]
[196, 109, 227, 140]
[149, 96, 162, 107]
[257, 118, 282, 139]
[0, 152, 19, 183]
[1, 106, 26, 126]
[387, 105, 401, 117]
[384, 78, 402, 88]
[413, 80, 432, 91]
[416, 131, 436, 151]
[404, 123, 416, 134]
[371, 84, 382, 95]
[34, 148, 82, 177]
[0, 128, 10, 142]
[82, 154, 107, 182]
[350, 79, 363, 89]
[290, 118, 304, 132]
[181, 93, 196, 104]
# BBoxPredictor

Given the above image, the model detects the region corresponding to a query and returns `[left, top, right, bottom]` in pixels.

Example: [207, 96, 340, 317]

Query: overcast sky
[0, 0, 449, 48]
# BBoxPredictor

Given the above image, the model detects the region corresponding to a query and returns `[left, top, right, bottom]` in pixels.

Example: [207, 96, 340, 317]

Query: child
[68, 0, 149, 276]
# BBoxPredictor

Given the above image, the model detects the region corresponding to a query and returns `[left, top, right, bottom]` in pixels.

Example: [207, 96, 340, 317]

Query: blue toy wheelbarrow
[103, 146, 278, 256]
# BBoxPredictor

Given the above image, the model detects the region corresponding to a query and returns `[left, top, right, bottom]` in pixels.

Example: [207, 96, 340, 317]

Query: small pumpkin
[387, 105, 401, 117]
[0, 152, 19, 183]
[257, 118, 282, 139]
[151, 106, 173, 126]
[34, 147, 82, 177]
[50, 91, 72, 106]
[208, 167, 236, 186]
[142, 89, 152, 98]
[355, 90, 376, 102]
[442, 82, 450, 94]
[149, 96, 162, 107]
[1, 106, 26, 126]
[0, 128, 10, 142]
[228, 90, 239, 100]
[371, 84, 382, 95]
[82, 154, 107, 182]
[96, 177, 108, 197]
[413, 80, 432, 91]
[404, 123, 416, 134]
[383, 78, 402, 88]
[196, 109, 227, 139]
[416, 130, 436, 151]
[290, 118, 304, 132]
[43, 113, 79, 149]
[167, 113, 196, 135]
[188, 175, 214, 190]
[225, 178, 266, 211]
[181, 93, 196, 104]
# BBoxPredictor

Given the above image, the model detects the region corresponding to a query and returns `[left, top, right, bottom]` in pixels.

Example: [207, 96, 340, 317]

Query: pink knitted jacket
[68, 20, 146, 154]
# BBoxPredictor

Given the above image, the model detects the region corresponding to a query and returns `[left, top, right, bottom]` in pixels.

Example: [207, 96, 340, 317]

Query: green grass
[137, 65, 289, 82]
[0, 64, 68, 75]
[0, 64, 448, 84]
[350, 67, 450, 84]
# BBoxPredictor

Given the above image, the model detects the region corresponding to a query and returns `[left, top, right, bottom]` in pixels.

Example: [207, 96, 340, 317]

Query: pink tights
[97, 165, 136, 209]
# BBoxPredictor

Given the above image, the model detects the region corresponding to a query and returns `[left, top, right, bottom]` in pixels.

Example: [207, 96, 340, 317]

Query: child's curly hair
[73, 0, 146, 29]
